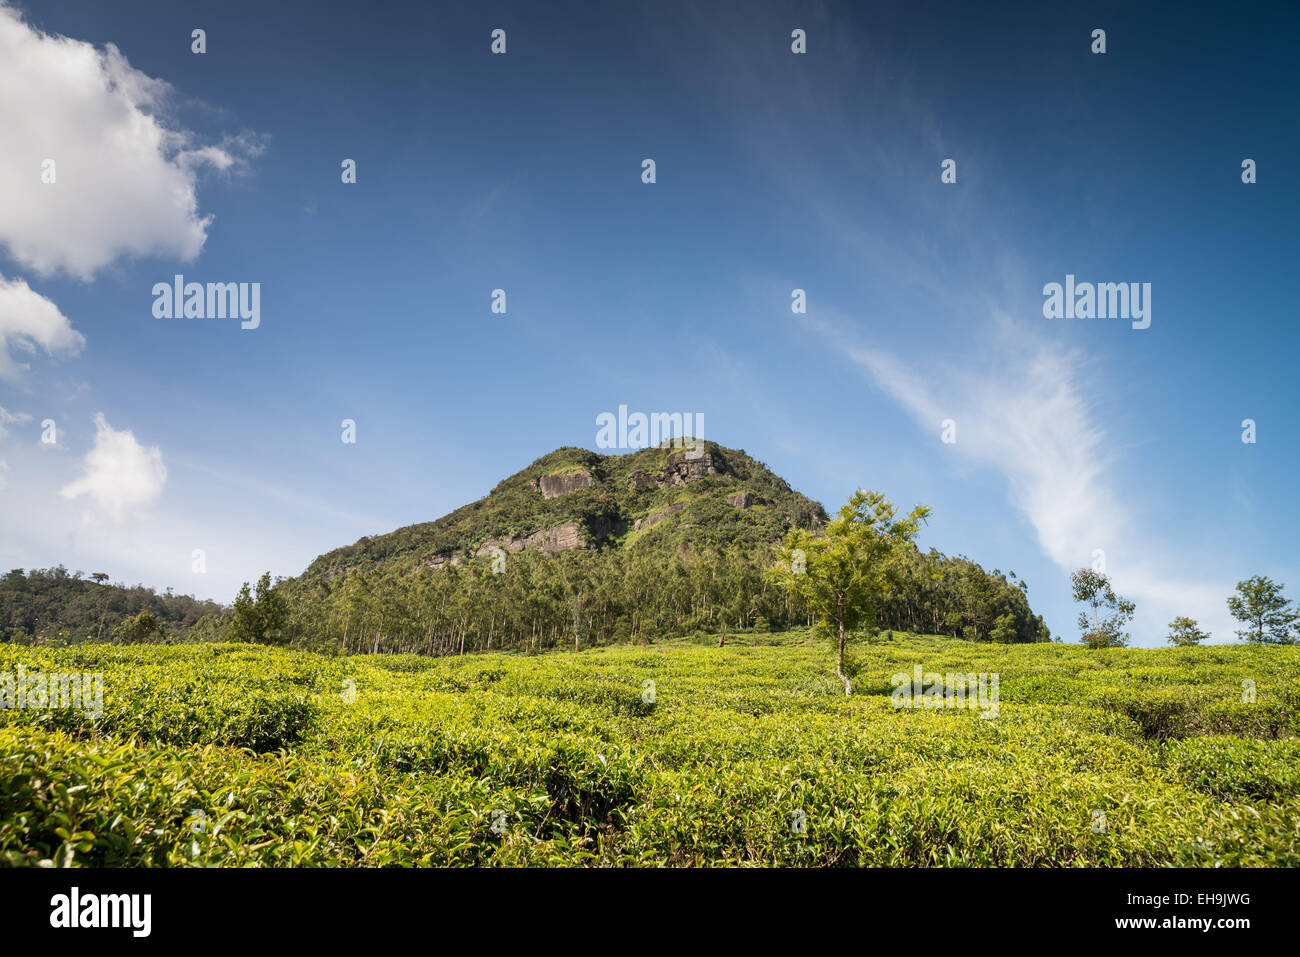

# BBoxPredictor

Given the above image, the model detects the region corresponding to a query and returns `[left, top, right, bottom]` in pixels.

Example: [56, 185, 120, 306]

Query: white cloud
[0, 274, 85, 380]
[0, 405, 23, 489]
[849, 318, 1114, 569]
[0, 439, 391, 603]
[840, 316, 1235, 642]
[0, 3, 263, 279]
[0, 404, 32, 438]
[60, 413, 166, 521]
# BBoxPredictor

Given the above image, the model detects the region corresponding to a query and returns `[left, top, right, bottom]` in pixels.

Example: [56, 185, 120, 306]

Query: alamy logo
[595, 405, 704, 454]
[1, 665, 102, 719]
[152, 275, 260, 329]
[1042, 274, 1150, 330]
[50, 887, 151, 937]
[890, 665, 999, 719]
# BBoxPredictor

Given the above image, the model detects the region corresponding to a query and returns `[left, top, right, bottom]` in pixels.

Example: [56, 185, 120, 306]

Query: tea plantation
[2, 632, 1297, 866]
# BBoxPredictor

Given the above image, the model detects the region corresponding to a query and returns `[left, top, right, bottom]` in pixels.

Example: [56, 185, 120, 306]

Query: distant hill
[0, 566, 224, 644]
[267, 440, 1050, 655]
[300, 441, 828, 583]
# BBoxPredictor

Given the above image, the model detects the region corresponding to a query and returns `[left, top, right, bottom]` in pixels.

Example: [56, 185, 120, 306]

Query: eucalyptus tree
[1070, 568, 1135, 648]
[1227, 576, 1298, 645]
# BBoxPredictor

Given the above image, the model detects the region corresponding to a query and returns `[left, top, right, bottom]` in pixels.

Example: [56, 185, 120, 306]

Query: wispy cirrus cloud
[0, 404, 32, 438]
[825, 312, 1235, 641]
[849, 316, 1115, 569]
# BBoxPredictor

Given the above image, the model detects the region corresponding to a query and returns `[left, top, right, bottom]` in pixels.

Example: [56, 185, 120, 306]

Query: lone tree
[769, 489, 929, 695]
[1165, 616, 1210, 647]
[1227, 576, 1298, 645]
[1070, 568, 1135, 648]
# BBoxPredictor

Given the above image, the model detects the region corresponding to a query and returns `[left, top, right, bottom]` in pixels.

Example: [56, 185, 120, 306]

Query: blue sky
[0, 0, 1296, 645]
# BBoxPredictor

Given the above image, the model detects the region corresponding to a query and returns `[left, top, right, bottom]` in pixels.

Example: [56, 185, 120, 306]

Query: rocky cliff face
[469, 451, 726, 555]
[539, 469, 594, 499]
[628, 449, 722, 490]
[662, 448, 720, 485]
[475, 515, 619, 557]
[463, 452, 727, 557]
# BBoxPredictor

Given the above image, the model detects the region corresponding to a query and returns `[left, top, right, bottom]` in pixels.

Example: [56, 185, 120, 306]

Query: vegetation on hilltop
[301, 442, 828, 580]
[1070, 568, 1137, 648]
[0, 567, 223, 645]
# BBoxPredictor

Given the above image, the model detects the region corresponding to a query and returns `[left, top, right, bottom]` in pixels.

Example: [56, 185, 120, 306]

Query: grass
[1, 631, 1297, 866]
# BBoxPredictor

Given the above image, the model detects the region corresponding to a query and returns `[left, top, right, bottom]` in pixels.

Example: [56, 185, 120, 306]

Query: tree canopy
[769, 489, 931, 694]
[1227, 576, 1298, 645]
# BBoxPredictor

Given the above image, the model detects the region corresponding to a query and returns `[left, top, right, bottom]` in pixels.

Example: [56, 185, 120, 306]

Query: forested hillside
[267, 443, 1050, 654]
[0, 566, 223, 644]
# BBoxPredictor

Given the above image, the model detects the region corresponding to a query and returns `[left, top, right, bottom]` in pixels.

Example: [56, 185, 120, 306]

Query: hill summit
[302, 441, 828, 584]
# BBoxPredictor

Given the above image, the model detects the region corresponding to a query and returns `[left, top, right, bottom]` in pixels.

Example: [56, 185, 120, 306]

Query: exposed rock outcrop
[539, 469, 594, 499]
[726, 491, 753, 508]
[662, 448, 720, 485]
[475, 516, 616, 557]
[524, 521, 587, 553]
[474, 537, 525, 557]
[628, 449, 724, 491]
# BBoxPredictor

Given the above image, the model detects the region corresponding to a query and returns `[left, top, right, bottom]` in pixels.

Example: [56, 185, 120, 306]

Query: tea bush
[1, 634, 1296, 866]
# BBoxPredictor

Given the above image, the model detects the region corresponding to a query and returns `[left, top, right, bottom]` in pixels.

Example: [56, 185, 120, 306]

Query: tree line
[1070, 568, 1298, 647]
[219, 533, 1049, 655]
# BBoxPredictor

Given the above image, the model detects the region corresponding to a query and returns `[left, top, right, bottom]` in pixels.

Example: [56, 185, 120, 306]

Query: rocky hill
[300, 441, 828, 583]
[259, 440, 1049, 654]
